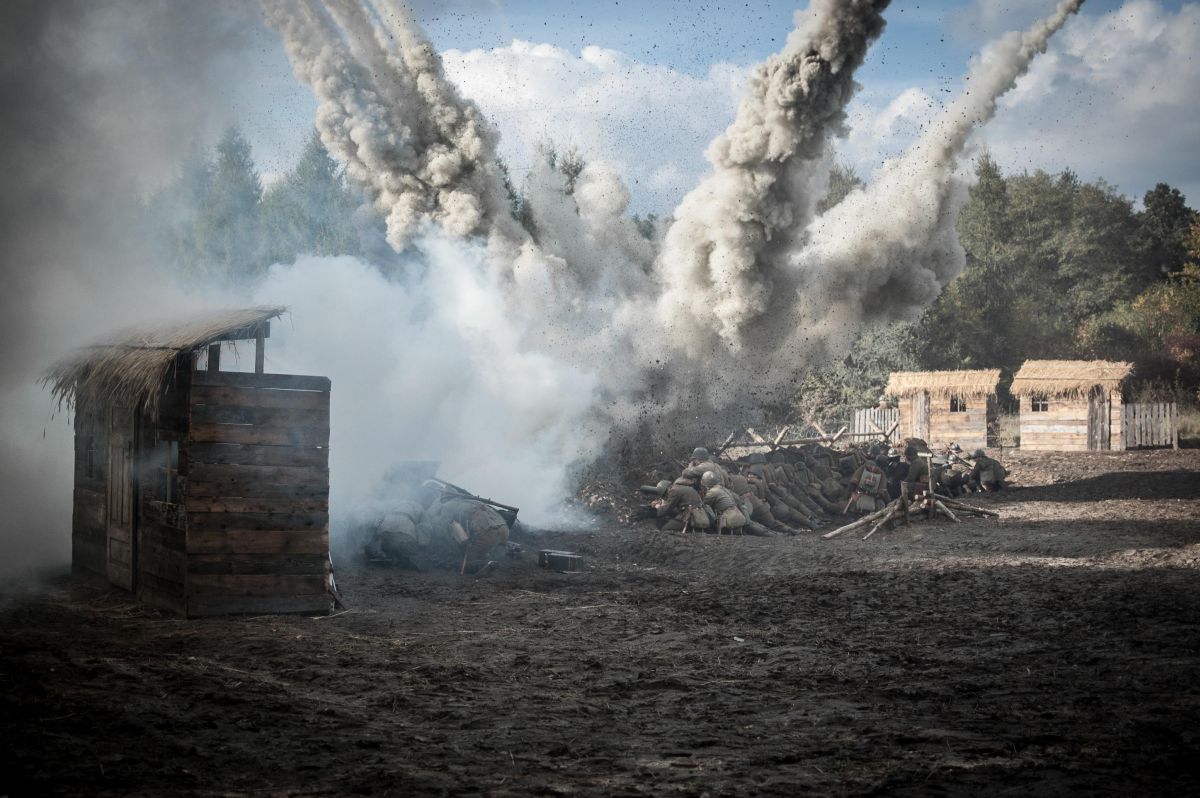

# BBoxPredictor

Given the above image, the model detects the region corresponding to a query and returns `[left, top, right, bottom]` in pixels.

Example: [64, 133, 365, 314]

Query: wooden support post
[255, 326, 266, 375]
[207, 343, 221, 373]
[772, 426, 790, 449]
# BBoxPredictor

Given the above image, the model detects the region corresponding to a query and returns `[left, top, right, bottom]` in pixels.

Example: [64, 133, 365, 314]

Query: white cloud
[837, 0, 1200, 207]
[441, 40, 747, 214]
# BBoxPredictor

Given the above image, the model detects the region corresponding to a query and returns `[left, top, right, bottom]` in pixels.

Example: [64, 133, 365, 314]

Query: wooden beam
[255, 326, 265, 375]
[772, 427, 791, 448]
[207, 343, 221, 373]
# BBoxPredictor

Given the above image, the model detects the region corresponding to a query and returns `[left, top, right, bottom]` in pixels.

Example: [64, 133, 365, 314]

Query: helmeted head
[700, 471, 720, 488]
[950, 443, 962, 453]
[886, 448, 900, 459]
[691, 447, 710, 462]
[748, 465, 766, 479]
[973, 448, 986, 459]
[640, 479, 670, 496]
[673, 476, 696, 488]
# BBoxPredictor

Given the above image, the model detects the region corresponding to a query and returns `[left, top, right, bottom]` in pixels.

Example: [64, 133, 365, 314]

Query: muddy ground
[2, 449, 1200, 796]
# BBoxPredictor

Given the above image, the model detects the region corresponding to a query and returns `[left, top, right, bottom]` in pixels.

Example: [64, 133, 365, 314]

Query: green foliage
[260, 130, 361, 266]
[148, 127, 368, 285]
[790, 324, 920, 427]
[1137, 182, 1195, 280]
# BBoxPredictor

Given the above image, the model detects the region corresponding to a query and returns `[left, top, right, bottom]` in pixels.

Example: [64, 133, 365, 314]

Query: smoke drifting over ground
[0, 0, 1084, 572]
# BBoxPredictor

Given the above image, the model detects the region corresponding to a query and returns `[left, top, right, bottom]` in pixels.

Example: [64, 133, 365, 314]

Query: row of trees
[147, 128, 374, 285]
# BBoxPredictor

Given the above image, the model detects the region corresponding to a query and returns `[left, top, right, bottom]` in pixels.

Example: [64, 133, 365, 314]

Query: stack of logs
[822, 489, 1000, 542]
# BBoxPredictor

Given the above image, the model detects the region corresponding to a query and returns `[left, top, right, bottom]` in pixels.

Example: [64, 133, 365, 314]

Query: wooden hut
[1010, 359, 1131, 451]
[884, 370, 1001, 451]
[45, 306, 334, 617]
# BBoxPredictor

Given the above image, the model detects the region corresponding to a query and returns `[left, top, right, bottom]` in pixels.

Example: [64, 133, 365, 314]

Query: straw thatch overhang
[44, 306, 286, 416]
[885, 369, 1001, 400]
[1010, 359, 1132, 398]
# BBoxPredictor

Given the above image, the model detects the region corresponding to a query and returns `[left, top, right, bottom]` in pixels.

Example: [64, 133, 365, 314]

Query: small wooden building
[45, 306, 334, 616]
[1011, 359, 1131, 451]
[885, 370, 1001, 451]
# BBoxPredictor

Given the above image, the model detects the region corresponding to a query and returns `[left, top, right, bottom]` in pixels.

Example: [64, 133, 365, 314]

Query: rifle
[426, 477, 521, 527]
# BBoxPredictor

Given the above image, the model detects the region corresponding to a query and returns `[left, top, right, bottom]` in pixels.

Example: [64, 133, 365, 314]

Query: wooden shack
[45, 306, 334, 617]
[1011, 359, 1131, 451]
[884, 370, 1001, 451]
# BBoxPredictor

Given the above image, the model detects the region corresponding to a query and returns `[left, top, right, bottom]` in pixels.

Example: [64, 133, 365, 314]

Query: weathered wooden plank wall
[1019, 395, 1094, 451]
[181, 370, 332, 617]
[1123, 402, 1179, 450]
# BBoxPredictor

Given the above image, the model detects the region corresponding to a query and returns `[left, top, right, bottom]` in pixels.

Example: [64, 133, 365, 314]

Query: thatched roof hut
[885, 369, 1001, 400]
[1010, 360, 1132, 398]
[44, 306, 286, 416]
[52, 304, 333, 617]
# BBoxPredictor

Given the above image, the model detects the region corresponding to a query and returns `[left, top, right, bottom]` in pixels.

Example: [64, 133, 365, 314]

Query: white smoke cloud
[250, 249, 606, 538]
[438, 39, 748, 215]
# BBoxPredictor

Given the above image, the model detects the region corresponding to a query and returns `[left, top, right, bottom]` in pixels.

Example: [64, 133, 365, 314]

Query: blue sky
[234, 0, 1199, 214]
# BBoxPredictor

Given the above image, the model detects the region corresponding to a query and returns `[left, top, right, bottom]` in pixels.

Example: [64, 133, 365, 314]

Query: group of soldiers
[639, 445, 856, 536]
[363, 482, 513, 573]
[639, 439, 1009, 535]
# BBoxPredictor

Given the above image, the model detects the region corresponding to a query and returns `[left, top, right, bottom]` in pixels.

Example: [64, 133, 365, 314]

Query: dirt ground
[3, 450, 1200, 796]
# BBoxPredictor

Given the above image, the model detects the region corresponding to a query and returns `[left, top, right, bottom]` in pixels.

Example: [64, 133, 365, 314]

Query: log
[862, 509, 897, 541]
[934, 494, 999, 517]
[822, 502, 895, 540]
[934, 501, 960, 523]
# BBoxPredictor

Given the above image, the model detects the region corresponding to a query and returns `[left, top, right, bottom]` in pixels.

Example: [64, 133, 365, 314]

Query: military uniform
[703, 484, 748, 533]
[365, 500, 429, 562]
[654, 479, 711, 531]
[970, 452, 1008, 492]
[420, 496, 510, 569]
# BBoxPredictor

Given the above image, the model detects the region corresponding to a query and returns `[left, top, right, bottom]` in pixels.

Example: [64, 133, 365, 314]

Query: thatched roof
[44, 306, 286, 416]
[1010, 359, 1132, 397]
[885, 369, 1001, 399]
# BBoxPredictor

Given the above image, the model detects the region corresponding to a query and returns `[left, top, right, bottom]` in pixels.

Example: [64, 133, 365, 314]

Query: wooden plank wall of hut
[72, 406, 108, 579]
[181, 371, 331, 617]
[136, 367, 191, 615]
[1019, 395, 1092, 451]
[928, 395, 988, 451]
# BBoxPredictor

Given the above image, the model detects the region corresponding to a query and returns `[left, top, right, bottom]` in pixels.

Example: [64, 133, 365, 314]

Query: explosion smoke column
[775, 0, 1087, 364]
[257, 0, 1085, 522]
[654, 0, 890, 355]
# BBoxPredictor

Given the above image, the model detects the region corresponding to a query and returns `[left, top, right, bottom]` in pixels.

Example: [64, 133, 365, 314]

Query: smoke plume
[654, 0, 890, 355]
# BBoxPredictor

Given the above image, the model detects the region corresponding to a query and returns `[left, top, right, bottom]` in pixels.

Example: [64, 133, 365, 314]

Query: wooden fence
[1122, 402, 1178, 450]
[852, 407, 900, 443]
